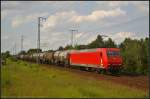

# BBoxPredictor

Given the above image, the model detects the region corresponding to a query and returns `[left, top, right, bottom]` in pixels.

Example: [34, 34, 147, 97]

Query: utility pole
[70, 29, 78, 47]
[15, 43, 16, 55]
[11, 44, 14, 55]
[37, 17, 46, 64]
[13, 43, 16, 55]
[21, 35, 24, 52]
[12, 45, 14, 55]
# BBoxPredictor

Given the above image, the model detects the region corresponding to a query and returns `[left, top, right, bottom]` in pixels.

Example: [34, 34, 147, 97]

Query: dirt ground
[40, 64, 149, 92]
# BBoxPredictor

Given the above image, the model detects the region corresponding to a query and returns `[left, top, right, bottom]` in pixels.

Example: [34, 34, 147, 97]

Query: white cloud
[1, 10, 8, 19]
[108, 1, 129, 7]
[12, 17, 24, 28]
[23, 39, 34, 49]
[42, 8, 126, 32]
[136, 4, 149, 13]
[108, 1, 149, 13]
[96, 1, 130, 8]
[39, 31, 69, 50]
[116, 32, 133, 38]
[96, 1, 149, 14]
[111, 32, 140, 44]
[1, 1, 21, 11]
[42, 15, 58, 30]
[41, 11, 77, 32]
[11, 12, 49, 28]
[72, 8, 126, 23]
[87, 36, 97, 44]
[75, 32, 83, 38]
[82, 34, 98, 45]
[2, 35, 9, 40]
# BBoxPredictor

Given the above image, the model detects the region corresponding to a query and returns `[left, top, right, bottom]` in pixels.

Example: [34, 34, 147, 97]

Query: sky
[1, 1, 149, 54]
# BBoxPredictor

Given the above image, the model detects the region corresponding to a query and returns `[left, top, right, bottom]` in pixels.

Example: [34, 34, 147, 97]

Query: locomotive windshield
[107, 50, 120, 56]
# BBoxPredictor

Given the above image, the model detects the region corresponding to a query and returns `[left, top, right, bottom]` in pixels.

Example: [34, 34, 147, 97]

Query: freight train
[17, 48, 123, 74]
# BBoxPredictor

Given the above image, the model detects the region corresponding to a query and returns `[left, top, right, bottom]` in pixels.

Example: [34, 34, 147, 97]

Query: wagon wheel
[87, 67, 92, 72]
[109, 68, 120, 76]
[64, 61, 69, 68]
[96, 68, 107, 74]
[80, 67, 85, 71]
[96, 68, 101, 74]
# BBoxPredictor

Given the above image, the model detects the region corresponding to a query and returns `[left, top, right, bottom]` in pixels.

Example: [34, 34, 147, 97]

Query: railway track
[39, 63, 149, 92]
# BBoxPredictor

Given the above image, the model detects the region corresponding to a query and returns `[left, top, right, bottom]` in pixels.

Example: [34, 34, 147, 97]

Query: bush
[9, 56, 18, 62]
[120, 38, 149, 75]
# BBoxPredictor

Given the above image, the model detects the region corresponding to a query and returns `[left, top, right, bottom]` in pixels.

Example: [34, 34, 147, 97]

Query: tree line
[58, 35, 149, 75]
[1, 35, 149, 75]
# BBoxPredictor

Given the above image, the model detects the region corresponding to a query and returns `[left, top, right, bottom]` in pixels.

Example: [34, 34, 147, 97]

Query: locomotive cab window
[107, 50, 120, 56]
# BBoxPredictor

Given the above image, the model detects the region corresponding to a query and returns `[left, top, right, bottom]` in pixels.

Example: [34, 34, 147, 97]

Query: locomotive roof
[69, 48, 120, 53]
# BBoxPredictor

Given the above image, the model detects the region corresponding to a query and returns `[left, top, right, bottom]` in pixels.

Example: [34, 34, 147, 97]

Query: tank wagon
[53, 50, 76, 66]
[18, 48, 122, 74]
[39, 53, 44, 63]
[43, 52, 54, 64]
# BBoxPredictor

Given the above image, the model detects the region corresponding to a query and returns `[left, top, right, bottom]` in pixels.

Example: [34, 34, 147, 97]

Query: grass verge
[1, 58, 148, 98]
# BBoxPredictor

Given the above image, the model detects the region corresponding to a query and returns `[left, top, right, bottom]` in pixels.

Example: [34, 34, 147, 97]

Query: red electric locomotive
[69, 48, 122, 73]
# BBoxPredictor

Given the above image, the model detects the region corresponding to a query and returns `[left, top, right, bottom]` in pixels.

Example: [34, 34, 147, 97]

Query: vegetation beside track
[1, 58, 148, 98]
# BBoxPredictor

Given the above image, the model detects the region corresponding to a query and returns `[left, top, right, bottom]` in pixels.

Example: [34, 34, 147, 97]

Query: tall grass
[1, 58, 148, 98]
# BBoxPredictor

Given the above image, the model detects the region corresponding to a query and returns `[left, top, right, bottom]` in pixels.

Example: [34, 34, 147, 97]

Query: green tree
[119, 37, 148, 74]
[139, 37, 149, 74]
[47, 50, 54, 52]
[1, 51, 10, 59]
[18, 50, 26, 55]
[27, 48, 42, 54]
[64, 45, 73, 50]
[104, 38, 117, 48]
[74, 44, 88, 50]
[58, 46, 64, 51]
[143, 37, 149, 65]
[88, 35, 105, 48]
